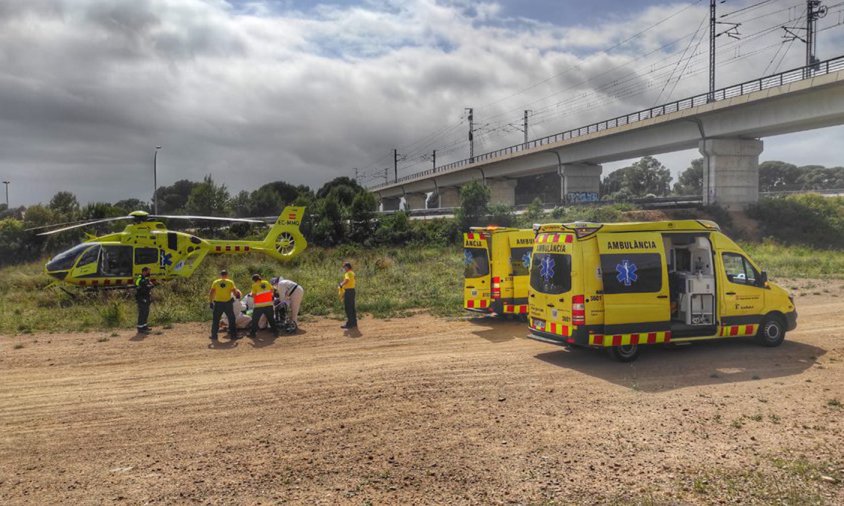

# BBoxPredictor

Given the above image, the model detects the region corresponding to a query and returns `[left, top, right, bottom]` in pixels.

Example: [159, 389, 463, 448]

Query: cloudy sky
[1, 0, 843, 206]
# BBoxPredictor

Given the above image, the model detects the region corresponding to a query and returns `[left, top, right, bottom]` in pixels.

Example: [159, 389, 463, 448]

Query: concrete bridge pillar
[381, 197, 401, 211]
[438, 187, 461, 208]
[487, 179, 517, 206]
[404, 193, 428, 210]
[699, 138, 764, 209]
[561, 163, 602, 203]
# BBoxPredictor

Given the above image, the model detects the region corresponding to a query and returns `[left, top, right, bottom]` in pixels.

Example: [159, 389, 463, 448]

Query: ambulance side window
[722, 253, 758, 286]
[600, 253, 662, 294]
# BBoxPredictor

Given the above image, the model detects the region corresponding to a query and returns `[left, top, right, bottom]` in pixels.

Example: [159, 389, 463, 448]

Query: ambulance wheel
[609, 344, 640, 362]
[755, 316, 785, 347]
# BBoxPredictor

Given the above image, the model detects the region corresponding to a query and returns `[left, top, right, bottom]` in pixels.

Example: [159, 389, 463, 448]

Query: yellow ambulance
[527, 220, 797, 361]
[463, 227, 535, 317]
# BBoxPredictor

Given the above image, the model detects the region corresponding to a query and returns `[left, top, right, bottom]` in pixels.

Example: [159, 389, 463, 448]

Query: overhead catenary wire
[381, 1, 844, 182]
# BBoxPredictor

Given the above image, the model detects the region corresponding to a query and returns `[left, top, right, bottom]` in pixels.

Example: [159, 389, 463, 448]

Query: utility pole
[2, 181, 8, 207]
[383, 168, 389, 185]
[807, 1, 828, 74]
[393, 149, 398, 183]
[432, 150, 436, 171]
[782, 1, 827, 78]
[523, 110, 530, 145]
[709, 0, 716, 102]
[153, 145, 162, 215]
[466, 107, 474, 162]
[708, 1, 741, 101]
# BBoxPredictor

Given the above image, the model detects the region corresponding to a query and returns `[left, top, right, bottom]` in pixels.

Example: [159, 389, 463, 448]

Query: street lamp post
[153, 146, 162, 214]
[2, 181, 8, 208]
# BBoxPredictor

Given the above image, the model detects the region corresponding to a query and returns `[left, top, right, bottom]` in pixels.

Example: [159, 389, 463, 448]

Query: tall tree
[155, 179, 200, 214]
[186, 175, 230, 216]
[601, 156, 672, 198]
[456, 180, 490, 231]
[758, 161, 801, 192]
[114, 198, 151, 213]
[673, 158, 703, 195]
[48, 191, 80, 220]
[349, 191, 378, 243]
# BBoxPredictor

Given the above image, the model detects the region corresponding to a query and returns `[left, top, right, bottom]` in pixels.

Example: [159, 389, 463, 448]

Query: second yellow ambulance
[464, 227, 535, 317]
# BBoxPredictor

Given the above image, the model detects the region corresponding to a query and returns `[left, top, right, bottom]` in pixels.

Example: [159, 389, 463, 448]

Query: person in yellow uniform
[249, 274, 278, 338]
[209, 269, 241, 342]
[338, 262, 357, 329]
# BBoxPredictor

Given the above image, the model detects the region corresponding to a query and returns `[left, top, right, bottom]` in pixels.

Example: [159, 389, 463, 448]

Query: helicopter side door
[99, 245, 133, 277]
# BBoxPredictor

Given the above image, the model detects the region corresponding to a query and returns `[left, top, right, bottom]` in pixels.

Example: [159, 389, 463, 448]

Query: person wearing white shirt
[271, 276, 304, 325]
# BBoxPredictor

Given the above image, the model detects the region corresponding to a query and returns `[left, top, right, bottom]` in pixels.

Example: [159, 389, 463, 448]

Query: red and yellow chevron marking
[466, 299, 489, 309]
[589, 330, 671, 347]
[535, 233, 574, 244]
[530, 319, 571, 337]
[503, 304, 528, 314]
[214, 245, 251, 252]
[75, 278, 136, 287]
[719, 324, 758, 337]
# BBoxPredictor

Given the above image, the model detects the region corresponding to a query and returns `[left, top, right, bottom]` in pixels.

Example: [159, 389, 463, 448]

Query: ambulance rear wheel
[609, 344, 640, 362]
[755, 316, 785, 347]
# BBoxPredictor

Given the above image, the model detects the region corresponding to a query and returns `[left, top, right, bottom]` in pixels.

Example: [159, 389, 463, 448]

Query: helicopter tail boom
[206, 206, 307, 261]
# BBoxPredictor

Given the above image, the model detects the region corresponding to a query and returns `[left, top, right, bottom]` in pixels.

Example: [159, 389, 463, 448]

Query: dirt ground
[1, 281, 843, 505]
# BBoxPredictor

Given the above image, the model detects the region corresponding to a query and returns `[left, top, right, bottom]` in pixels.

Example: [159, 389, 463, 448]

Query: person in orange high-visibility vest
[249, 274, 278, 338]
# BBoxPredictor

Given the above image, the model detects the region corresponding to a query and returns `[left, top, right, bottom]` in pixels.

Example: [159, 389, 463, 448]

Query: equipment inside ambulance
[463, 227, 535, 318]
[527, 220, 796, 362]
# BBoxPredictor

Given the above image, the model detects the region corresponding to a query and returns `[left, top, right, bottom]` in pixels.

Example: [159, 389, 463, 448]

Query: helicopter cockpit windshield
[46, 244, 90, 273]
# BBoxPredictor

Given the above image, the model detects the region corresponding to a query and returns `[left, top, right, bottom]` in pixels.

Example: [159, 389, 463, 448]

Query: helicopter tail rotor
[261, 207, 307, 261]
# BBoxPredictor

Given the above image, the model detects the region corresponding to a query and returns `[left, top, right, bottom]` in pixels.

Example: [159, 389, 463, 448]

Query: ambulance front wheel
[755, 315, 786, 347]
[609, 344, 640, 362]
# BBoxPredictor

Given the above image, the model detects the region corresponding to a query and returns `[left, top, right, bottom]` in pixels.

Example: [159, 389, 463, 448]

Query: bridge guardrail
[370, 55, 844, 191]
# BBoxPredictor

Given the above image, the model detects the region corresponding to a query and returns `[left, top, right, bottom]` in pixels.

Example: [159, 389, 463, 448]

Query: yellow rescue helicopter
[32, 206, 307, 288]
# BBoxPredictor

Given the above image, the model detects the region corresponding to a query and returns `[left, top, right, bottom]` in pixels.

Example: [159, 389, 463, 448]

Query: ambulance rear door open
[506, 230, 535, 314]
[596, 232, 671, 338]
[463, 232, 492, 311]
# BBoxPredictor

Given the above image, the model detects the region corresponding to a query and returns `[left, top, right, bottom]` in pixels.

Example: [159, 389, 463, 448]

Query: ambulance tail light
[572, 295, 585, 325]
[491, 276, 501, 300]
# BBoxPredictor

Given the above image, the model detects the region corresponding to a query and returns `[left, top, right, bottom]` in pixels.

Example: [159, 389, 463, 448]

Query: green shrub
[747, 194, 844, 248]
[99, 300, 127, 328]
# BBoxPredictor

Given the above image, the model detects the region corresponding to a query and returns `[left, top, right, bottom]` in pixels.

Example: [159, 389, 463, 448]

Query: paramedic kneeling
[250, 274, 278, 338]
[272, 276, 304, 325]
[209, 269, 241, 342]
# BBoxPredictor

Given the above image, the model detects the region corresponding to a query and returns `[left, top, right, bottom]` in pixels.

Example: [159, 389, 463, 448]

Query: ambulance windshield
[464, 248, 490, 278]
[530, 253, 572, 294]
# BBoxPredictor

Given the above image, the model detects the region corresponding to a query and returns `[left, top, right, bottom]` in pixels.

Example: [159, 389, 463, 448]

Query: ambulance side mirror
[758, 271, 768, 286]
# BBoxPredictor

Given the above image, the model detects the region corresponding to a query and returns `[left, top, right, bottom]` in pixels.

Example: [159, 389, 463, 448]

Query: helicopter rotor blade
[32, 216, 136, 236]
[149, 215, 264, 224]
[25, 216, 130, 232]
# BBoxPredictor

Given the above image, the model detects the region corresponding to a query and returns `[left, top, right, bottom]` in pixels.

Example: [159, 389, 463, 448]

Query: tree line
[601, 156, 844, 200]
[2, 157, 842, 266]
